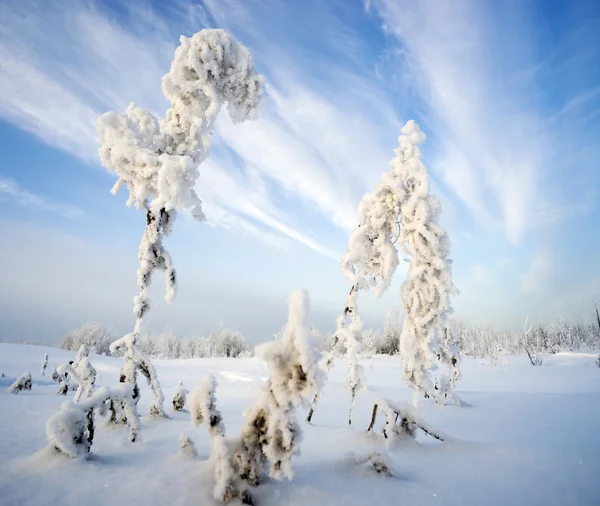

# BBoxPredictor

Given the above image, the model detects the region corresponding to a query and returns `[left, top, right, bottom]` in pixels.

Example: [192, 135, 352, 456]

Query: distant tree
[96, 29, 264, 420]
[60, 324, 112, 355]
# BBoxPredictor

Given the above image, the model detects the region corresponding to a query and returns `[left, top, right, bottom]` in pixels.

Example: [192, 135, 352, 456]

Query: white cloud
[370, 0, 597, 244]
[0, 177, 84, 219]
[522, 251, 553, 294]
[0, 0, 402, 261]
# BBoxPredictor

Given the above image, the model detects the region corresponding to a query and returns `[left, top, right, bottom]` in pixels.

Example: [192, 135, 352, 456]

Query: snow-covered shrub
[97, 30, 263, 419]
[46, 384, 140, 457]
[173, 380, 189, 411]
[237, 289, 322, 485]
[7, 372, 32, 393]
[73, 358, 96, 402]
[367, 398, 445, 444]
[55, 362, 96, 403]
[190, 375, 242, 502]
[392, 121, 459, 402]
[73, 344, 89, 369]
[52, 364, 77, 395]
[60, 324, 112, 355]
[110, 333, 165, 417]
[41, 353, 48, 376]
[178, 432, 198, 458]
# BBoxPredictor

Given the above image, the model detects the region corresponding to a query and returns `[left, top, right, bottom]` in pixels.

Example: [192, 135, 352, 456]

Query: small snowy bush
[178, 433, 198, 459]
[110, 333, 165, 418]
[237, 290, 322, 484]
[189, 290, 322, 504]
[46, 384, 141, 457]
[173, 380, 189, 411]
[7, 372, 32, 393]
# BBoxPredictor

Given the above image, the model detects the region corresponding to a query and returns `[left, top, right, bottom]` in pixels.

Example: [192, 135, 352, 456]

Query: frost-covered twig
[367, 398, 446, 442]
[41, 353, 48, 376]
[7, 372, 32, 393]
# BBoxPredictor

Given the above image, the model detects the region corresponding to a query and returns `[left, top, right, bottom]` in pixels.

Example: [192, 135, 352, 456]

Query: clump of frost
[7, 372, 32, 393]
[173, 380, 189, 412]
[178, 432, 198, 458]
[96, 29, 263, 423]
[41, 353, 48, 376]
[392, 121, 459, 403]
[46, 384, 141, 457]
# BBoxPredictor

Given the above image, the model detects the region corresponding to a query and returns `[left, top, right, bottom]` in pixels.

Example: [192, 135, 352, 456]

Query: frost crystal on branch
[96, 28, 264, 419]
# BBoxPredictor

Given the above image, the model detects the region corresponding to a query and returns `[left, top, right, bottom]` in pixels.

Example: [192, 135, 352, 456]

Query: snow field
[0, 343, 599, 506]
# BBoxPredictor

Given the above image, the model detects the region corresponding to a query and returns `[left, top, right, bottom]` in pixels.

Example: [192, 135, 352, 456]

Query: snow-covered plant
[391, 121, 459, 403]
[73, 344, 89, 369]
[7, 372, 32, 393]
[52, 363, 77, 395]
[173, 380, 189, 411]
[237, 289, 322, 485]
[41, 353, 48, 376]
[191, 375, 242, 503]
[97, 29, 263, 421]
[73, 357, 97, 402]
[46, 384, 140, 457]
[178, 432, 198, 458]
[110, 333, 165, 417]
[367, 398, 445, 444]
[350, 451, 393, 477]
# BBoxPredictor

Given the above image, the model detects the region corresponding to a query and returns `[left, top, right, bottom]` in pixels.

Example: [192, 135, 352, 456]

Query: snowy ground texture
[0, 343, 599, 506]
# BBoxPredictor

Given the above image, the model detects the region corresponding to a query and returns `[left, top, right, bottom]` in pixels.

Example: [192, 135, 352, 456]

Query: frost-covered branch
[41, 353, 48, 376]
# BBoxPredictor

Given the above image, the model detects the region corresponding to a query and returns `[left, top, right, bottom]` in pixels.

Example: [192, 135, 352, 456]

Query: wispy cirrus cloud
[0, 177, 84, 218]
[0, 0, 403, 259]
[369, 0, 599, 245]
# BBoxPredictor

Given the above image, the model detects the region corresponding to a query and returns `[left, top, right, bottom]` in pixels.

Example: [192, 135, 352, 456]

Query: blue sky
[0, 0, 598, 344]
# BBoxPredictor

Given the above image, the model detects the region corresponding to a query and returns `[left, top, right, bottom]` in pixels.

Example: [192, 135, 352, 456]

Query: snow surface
[0, 343, 599, 505]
